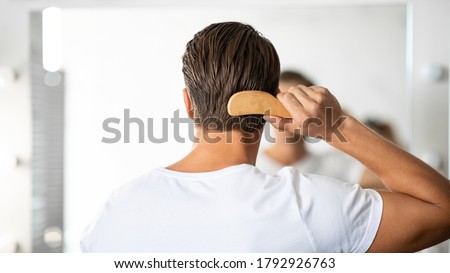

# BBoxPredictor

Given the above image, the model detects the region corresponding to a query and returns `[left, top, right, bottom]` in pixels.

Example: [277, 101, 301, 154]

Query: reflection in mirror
[32, 5, 409, 252]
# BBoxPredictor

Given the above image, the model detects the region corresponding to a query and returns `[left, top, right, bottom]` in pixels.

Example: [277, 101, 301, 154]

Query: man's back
[81, 164, 382, 252]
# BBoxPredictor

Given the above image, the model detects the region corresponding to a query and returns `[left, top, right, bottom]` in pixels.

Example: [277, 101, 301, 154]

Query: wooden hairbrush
[227, 91, 292, 118]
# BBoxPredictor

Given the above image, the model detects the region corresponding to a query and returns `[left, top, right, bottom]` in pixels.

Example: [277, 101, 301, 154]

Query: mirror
[32, 4, 409, 252]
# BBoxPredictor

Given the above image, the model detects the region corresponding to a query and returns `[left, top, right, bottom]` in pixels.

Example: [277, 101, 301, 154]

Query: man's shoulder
[112, 168, 165, 197]
[275, 166, 372, 199]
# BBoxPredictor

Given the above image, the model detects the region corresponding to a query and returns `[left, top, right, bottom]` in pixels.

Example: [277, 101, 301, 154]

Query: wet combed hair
[280, 70, 315, 86]
[182, 22, 280, 133]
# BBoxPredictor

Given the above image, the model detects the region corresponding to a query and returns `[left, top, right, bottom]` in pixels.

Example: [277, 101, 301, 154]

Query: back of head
[280, 70, 314, 86]
[182, 22, 280, 133]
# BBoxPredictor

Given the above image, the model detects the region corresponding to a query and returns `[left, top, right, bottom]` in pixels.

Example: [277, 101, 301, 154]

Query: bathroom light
[42, 7, 62, 72]
[0, 66, 16, 88]
[0, 236, 17, 253]
[421, 64, 445, 82]
[43, 226, 62, 248]
[0, 151, 17, 176]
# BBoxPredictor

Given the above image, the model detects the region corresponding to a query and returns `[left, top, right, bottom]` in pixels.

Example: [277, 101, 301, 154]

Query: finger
[285, 86, 322, 115]
[309, 86, 330, 94]
[286, 85, 315, 105]
[298, 85, 324, 103]
[277, 92, 310, 123]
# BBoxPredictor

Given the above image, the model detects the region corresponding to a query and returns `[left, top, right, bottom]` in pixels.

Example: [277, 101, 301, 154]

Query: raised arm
[266, 85, 450, 252]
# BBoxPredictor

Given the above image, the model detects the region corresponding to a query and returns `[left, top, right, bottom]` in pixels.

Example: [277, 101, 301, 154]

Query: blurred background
[0, 0, 448, 253]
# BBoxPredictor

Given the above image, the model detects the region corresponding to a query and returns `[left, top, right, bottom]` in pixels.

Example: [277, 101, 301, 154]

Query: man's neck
[166, 128, 262, 173]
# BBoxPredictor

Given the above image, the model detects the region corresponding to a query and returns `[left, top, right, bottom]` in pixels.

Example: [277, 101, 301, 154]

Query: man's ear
[183, 88, 194, 120]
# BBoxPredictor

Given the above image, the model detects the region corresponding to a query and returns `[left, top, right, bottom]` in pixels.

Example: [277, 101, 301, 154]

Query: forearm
[330, 116, 450, 208]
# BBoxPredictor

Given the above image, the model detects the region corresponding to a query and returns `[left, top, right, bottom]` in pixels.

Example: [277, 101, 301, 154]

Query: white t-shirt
[257, 150, 364, 184]
[80, 164, 382, 253]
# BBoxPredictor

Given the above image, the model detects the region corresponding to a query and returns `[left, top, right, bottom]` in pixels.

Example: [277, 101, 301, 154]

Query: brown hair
[280, 70, 315, 86]
[182, 22, 280, 133]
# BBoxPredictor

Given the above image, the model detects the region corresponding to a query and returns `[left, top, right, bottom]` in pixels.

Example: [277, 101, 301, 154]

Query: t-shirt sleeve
[292, 170, 383, 253]
[79, 190, 118, 253]
[79, 201, 107, 253]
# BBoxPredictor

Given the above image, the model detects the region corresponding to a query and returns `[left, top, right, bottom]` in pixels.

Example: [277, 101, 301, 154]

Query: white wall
[0, 0, 32, 252]
[412, 0, 450, 253]
[412, 0, 449, 173]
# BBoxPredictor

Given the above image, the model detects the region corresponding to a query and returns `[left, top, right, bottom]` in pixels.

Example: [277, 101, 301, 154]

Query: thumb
[263, 115, 295, 132]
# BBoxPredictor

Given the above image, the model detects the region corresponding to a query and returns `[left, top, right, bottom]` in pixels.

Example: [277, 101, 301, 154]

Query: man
[81, 22, 450, 252]
[257, 71, 364, 184]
